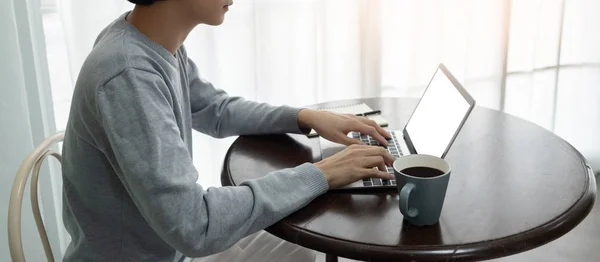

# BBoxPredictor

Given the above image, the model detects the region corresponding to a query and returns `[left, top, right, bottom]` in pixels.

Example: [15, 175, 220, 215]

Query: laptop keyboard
[350, 131, 404, 187]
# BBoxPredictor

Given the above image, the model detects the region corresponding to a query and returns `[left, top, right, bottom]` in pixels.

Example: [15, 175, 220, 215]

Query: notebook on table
[307, 103, 389, 137]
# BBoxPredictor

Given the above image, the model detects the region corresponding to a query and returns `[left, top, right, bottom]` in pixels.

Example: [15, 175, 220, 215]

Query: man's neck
[127, 3, 196, 55]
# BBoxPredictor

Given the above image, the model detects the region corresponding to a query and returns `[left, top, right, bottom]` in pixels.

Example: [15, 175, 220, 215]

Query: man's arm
[96, 68, 328, 257]
[186, 58, 310, 138]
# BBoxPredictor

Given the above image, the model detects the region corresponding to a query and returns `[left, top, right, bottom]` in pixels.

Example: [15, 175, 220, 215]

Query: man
[61, 0, 395, 261]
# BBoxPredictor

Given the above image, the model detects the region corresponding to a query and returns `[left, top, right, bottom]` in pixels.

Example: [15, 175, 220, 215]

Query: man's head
[127, 0, 233, 26]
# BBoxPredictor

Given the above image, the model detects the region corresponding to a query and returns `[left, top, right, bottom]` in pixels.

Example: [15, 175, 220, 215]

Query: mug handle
[400, 183, 419, 218]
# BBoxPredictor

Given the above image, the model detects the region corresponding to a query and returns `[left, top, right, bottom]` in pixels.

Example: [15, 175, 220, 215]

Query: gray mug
[393, 154, 451, 226]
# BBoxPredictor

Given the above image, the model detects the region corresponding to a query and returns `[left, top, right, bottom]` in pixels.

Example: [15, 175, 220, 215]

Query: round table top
[221, 97, 597, 261]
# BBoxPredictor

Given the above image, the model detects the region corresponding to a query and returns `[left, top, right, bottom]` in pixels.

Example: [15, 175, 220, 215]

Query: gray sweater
[61, 12, 328, 262]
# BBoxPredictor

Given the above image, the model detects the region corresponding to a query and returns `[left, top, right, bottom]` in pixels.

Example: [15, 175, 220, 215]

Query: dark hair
[127, 0, 162, 5]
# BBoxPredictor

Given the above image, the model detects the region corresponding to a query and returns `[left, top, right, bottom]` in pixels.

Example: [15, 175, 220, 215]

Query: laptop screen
[404, 67, 472, 158]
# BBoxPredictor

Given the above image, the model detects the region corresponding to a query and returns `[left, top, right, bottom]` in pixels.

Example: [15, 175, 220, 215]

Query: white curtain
[43, 0, 600, 189]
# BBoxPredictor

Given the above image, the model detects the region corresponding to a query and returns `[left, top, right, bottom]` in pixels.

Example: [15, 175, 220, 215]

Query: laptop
[319, 63, 476, 190]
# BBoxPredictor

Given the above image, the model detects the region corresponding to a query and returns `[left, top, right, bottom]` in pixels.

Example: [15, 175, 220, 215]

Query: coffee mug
[393, 154, 451, 226]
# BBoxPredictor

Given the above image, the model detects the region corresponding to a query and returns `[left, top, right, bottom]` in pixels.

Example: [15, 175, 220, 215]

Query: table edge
[220, 98, 598, 261]
[222, 137, 596, 261]
[265, 167, 596, 261]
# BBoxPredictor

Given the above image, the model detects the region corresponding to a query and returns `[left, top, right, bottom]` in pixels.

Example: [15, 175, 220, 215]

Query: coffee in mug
[399, 166, 445, 178]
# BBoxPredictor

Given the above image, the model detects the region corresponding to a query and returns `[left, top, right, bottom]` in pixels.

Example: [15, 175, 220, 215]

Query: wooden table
[221, 97, 596, 261]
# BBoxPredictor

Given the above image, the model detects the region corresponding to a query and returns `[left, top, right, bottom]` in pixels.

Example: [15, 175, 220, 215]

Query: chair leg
[326, 253, 338, 262]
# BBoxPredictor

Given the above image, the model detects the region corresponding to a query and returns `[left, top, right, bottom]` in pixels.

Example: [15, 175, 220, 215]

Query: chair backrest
[8, 132, 64, 262]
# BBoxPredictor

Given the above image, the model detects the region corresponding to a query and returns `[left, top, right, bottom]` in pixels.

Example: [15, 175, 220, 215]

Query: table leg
[326, 253, 338, 262]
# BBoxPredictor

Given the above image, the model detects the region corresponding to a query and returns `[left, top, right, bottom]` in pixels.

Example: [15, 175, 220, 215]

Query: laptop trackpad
[319, 137, 347, 159]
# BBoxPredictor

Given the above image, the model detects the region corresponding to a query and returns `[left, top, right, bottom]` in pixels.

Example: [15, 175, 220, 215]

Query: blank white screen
[405, 68, 471, 157]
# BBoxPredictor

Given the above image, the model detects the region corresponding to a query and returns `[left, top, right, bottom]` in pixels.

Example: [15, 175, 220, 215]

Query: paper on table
[317, 103, 374, 115]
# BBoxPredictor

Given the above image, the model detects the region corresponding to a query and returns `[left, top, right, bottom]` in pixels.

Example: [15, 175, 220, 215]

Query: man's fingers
[355, 123, 388, 147]
[375, 125, 392, 139]
[377, 162, 387, 174]
[356, 146, 396, 165]
[376, 170, 395, 180]
[356, 116, 392, 139]
[382, 150, 396, 166]
[361, 156, 387, 172]
[363, 167, 395, 180]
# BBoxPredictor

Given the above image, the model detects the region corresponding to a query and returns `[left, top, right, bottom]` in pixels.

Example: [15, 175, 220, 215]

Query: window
[40, 0, 600, 172]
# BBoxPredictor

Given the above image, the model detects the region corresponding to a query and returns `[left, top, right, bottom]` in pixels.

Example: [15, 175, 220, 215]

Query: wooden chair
[8, 132, 64, 262]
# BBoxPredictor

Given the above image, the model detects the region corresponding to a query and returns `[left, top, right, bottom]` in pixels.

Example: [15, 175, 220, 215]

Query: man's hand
[297, 109, 392, 146]
[314, 144, 396, 188]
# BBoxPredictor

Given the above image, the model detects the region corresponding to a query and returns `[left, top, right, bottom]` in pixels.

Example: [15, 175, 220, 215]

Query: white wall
[1, 0, 65, 260]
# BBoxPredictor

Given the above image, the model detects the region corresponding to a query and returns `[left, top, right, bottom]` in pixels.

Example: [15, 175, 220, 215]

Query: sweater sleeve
[186, 58, 311, 138]
[95, 68, 329, 257]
